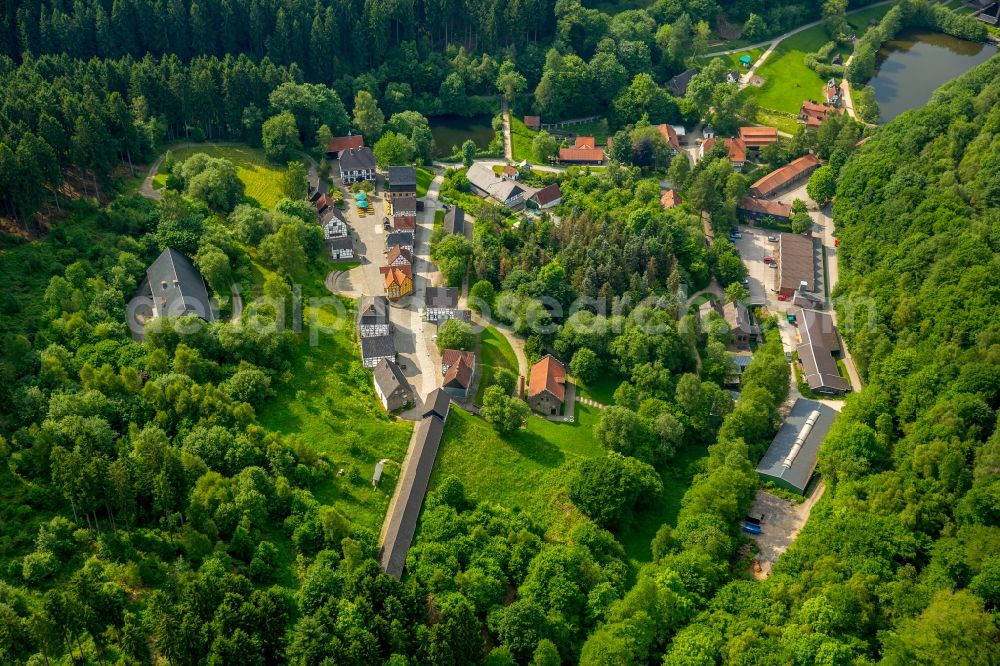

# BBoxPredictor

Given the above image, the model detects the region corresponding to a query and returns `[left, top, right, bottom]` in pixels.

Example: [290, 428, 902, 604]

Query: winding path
[706, 0, 899, 58]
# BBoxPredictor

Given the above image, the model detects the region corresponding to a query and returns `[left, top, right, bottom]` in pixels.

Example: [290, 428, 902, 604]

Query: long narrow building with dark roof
[379, 389, 452, 579]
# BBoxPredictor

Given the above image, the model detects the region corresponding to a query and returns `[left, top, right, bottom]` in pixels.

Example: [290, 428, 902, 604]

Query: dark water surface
[429, 115, 494, 156]
[870, 29, 996, 122]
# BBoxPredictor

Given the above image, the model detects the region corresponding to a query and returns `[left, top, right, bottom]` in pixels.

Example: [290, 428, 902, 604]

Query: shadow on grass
[508, 427, 567, 468]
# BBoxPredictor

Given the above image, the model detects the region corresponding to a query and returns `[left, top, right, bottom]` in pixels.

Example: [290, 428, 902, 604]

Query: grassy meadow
[255, 258, 414, 534]
[429, 404, 604, 537]
[474, 325, 520, 404]
[154, 143, 288, 209]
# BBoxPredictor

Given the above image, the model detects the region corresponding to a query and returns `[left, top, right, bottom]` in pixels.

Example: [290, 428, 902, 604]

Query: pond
[870, 29, 997, 123]
[429, 115, 495, 157]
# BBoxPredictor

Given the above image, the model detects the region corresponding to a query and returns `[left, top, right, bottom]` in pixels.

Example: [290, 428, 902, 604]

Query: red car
[763, 256, 775, 264]
[777, 294, 789, 301]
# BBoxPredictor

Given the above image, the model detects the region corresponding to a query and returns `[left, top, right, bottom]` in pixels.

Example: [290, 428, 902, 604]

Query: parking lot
[731, 226, 780, 308]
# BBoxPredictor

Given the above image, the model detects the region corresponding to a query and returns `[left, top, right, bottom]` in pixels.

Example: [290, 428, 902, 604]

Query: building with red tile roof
[661, 188, 682, 209]
[527, 354, 567, 415]
[325, 135, 365, 158]
[750, 154, 820, 198]
[738, 126, 778, 148]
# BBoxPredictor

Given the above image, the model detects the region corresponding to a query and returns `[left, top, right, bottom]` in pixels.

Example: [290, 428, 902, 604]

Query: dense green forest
[0, 0, 893, 222]
[1, 0, 999, 662]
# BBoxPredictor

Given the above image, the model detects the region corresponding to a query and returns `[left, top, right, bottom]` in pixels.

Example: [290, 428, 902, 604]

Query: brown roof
[441, 348, 473, 368]
[779, 233, 815, 293]
[702, 137, 746, 164]
[750, 154, 820, 198]
[313, 192, 332, 211]
[657, 124, 682, 152]
[799, 101, 832, 127]
[560, 147, 604, 163]
[574, 136, 596, 149]
[502, 165, 518, 177]
[528, 354, 566, 401]
[532, 183, 562, 206]
[738, 126, 778, 147]
[442, 350, 475, 389]
[384, 245, 413, 266]
[383, 266, 412, 288]
[723, 301, 755, 335]
[800, 100, 829, 113]
[738, 196, 791, 218]
[661, 188, 681, 209]
[524, 115, 541, 128]
[393, 214, 416, 230]
[327, 135, 364, 153]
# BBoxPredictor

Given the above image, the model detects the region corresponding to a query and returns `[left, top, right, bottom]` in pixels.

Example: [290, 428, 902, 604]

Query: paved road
[140, 153, 167, 200]
[501, 96, 513, 161]
[812, 206, 864, 391]
[327, 172, 447, 420]
[433, 158, 567, 174]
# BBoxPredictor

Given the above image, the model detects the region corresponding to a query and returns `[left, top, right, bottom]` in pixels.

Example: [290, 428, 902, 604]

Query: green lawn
[430, 404, 605, 536]
[753, 107, 802, 135]
[847, 1, 900, 36]
[749, 24, 838, 115]
[416, 167, 434, 197]
[576, 375, 621, 405]
[511, 117, 540, 163]
[616, 442, 708, 563]
[710, 47, 765, 71]
[474, 325, 519, 404]
[256, 259, 413, 533]
[430, 400, 704, 564]
[564, 118, 610, 144]
[153, 143, 287, 209]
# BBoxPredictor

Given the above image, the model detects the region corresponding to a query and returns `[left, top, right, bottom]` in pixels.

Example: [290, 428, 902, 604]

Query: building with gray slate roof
[385, 230, 414, 252]
[387, 166, 417, 198]
[795, 308, 851, 394]
[361, 334, 395, 369]
[373, 359, 412, 411]
[128, 247, 214, 340]
[379, 389, 451, 578]
[358, 296, 391, 337]
[339, 147, 376, 183]
[756, 398, 836, 493]
[443, 206, 469, 238]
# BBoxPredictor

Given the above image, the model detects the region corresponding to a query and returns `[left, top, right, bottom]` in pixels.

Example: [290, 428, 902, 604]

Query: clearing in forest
[153, 143, 288, 209]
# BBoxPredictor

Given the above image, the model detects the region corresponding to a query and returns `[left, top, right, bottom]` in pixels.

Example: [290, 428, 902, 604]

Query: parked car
[777, 294, 790, 301]
[768, 235, 778, 242]
[768, 262, 777, 269]
[763, 256, 775, 264]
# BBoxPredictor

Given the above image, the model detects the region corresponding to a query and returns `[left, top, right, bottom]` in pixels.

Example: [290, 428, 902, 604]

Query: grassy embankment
[416, 167, 434, 197]
[255, 257, 413, 533]
[473, 325, 519, 404]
